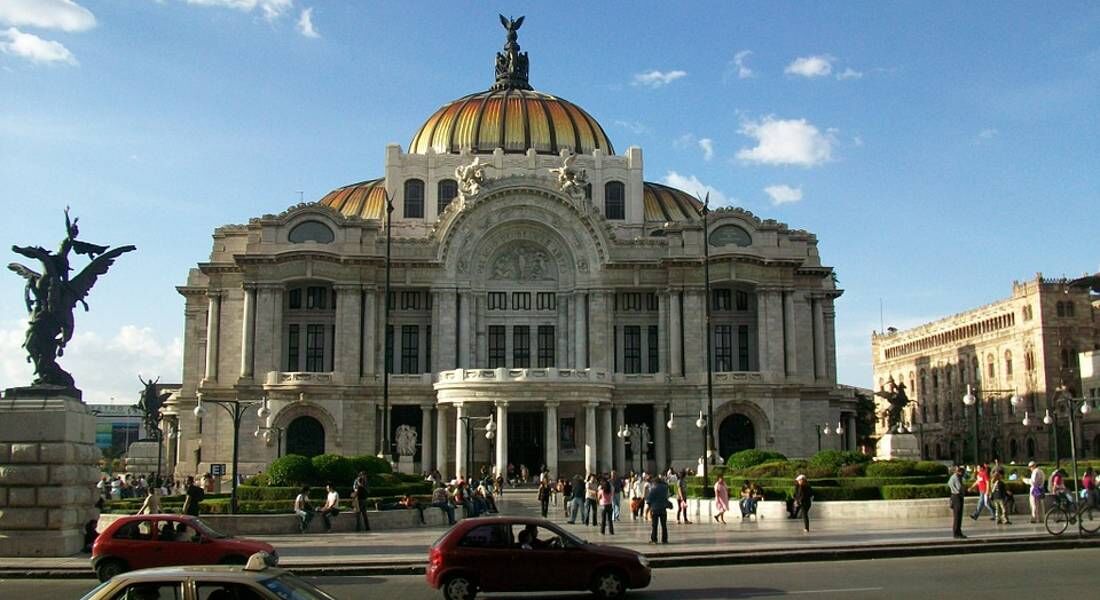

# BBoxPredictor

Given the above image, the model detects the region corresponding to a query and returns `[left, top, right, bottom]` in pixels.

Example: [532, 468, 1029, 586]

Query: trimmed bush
[726, 450, 788, 471]
[244, 473, 270, 487]
[349, 455, 392, 475]
[268, 455, 315, 486]
[839, 463, 867, 478]
[835, 476, 944, 488]
[865, 460, 920, 477]
[739, 459, 803, 479]
[809, 450, 872, 475]
[881, 484, 951, 500]
[811, 486, 882, 501]
[914, 461, 948, 476]
[312, 454, 356, 486]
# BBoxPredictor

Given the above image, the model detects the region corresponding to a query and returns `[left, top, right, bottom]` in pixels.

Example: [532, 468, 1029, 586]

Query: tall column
[240, 286, 256, 378]
[766, 291, 785, 375]
[457, 291, 471, 368]
[475, 294, 487, 367]
[812, 296, 827, 380]
[495, 401, 509, 477]
[557, 296, 570, 368]
[363, 288, 377, 375]
[204, 293, 221, 382]
[575, 292, 588, 369]
[589, 292, 611, 370]
[654, 403, 668, 472]
[584, 402, 597, 475]
[430, 291, 442, 373]
[599, 405, 613, 472]
[252, 285, 283, 377]
[756, 289, 770, 374]
[613, 405, 626, 472]
[669, 291, 682, 377]
[545, 402, 559, 476]
[657, 292, 669, 375]
[847, 413, 857, 452]
[454, 403, 466, 479]
[269, 287, 283, 375]
[333, 284, 361, 378]
[436, 404, 449, 477]
[420, 403, 434, 470]
[783, 291, 798, 377]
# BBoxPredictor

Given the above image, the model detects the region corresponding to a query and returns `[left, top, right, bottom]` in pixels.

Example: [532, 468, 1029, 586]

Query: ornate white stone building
[871, 275, 1100, 463]
[166, 20, 853, 481]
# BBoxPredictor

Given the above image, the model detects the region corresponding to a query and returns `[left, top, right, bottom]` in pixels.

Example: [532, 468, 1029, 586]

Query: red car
[426, 516, 651, 600]
[91, 514, 277, 582]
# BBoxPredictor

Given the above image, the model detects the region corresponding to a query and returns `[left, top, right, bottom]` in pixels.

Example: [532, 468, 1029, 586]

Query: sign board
[210, 464, 226, 477]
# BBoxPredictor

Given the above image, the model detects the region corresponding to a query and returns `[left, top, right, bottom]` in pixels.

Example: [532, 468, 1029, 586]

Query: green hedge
[809, 450, 872, 473]
[865, 460, 922, 477]
[268, 455, 314, 486]
[881, 484, 950, 500]
[835, 476, 945, 488]
[811, 486, 883, 501]
[726, 450, 788, 471]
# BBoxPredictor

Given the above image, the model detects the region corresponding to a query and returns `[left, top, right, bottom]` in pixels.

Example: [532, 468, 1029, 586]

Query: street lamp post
[666, 410, 707, 483]
[1022, 385, 1092, 534]
[194, 393, 266, 514]
[254, 421, 285, 458]
[458, 414, 496, 482]
[699, 194, 716, 491]
[1043, 408, 1061, 467]
[963, 385, 1021, 465]
[380, 191, 394, 459]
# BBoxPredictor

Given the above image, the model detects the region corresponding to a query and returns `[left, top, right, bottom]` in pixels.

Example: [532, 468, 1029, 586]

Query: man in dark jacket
[352, 472, 371, 531]
[181, 476, 204, 517]
[646, 476, 671, 544]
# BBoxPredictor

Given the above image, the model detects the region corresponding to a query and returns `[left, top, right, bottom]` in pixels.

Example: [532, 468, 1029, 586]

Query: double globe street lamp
[194, 393, 272, 514]
[815, 422, 844, 452]
[962, 384, 1022, 465]
[457, 414, 496, 481]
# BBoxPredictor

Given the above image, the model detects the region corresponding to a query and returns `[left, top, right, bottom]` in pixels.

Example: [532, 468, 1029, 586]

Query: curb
[3, 535, 1097, 579]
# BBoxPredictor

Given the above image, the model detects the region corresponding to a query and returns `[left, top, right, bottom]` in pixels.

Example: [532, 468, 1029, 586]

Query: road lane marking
[789, 587, 884, 594]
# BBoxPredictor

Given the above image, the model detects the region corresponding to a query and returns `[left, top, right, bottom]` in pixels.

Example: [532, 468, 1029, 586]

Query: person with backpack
[567, 475, 585, 524]
[989, 470, 1011, 525]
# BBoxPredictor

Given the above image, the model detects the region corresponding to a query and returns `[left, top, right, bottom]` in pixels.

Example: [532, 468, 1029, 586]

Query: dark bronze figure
[137, 375, 169, 441]
[7, 208, 135, 389]
[493, 14, 531, 90]
[874, 376, 911, 431]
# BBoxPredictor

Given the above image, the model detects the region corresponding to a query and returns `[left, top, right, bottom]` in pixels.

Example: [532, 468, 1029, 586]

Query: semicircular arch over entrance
[718, 413, 756, 459]
[286, 416, 325, 458]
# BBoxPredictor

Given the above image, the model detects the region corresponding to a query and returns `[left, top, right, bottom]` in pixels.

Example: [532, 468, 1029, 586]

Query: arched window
[710, 224, 753, 247]
[288, 220, 335, 244]
[932, 368, 939, 390]
[1004, 350, 1013, 378]
[1010, 439, 1019, 461]
[972, 356, 980, 381]
[986, 354, 996, 379]
[1056, 301, 1066, 317]
[1066, 302, 1075, 317]
[404, 179, 424, 218]
[437, 179, 458, 215]
[1025, 349, 1035, 371]
[604, 181, 625, 220]
[1026, 438, 1036, 459]
[919, 369, 927, 396]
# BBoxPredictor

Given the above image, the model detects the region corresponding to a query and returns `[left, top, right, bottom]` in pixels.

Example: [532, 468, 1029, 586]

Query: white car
[79, 553, 337, 600]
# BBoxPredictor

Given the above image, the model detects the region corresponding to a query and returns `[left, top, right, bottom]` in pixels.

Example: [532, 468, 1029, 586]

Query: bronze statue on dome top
[493, 14, 531, 91]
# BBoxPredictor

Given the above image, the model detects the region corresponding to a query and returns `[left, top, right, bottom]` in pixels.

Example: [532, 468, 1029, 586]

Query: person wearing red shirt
[969, 464, 992, 521]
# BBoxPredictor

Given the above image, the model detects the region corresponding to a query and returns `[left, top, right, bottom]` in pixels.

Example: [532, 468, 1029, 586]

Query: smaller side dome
[643, 181, 704, 223]
[318, 178, 386, 220]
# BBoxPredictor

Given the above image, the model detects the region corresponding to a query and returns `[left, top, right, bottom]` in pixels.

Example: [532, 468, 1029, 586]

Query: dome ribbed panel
[319, 178, 386, 220]
[504, 94, 527, 152]
[642, 182, 704, 223]
[476, 97, 503, 152]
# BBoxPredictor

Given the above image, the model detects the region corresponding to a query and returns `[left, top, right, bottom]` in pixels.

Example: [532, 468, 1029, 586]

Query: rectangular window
[511, 292, 531, 310]
[400, 291, 421, 310]
[621, 293, 642, 311]
[287, 324, 300, 371]
[401, 325, 419, 373]
[425, 325, 432, 373]
[288, 288, 302, 310]
[738, 325, 750, 371]
[306, 287, 328, 310]
[648, 325, 659, 373]
[645, 292, 659, 312]
[736, 291, 749, 311]
[488, 292, 507, 310]
[537, 325, 555, 368]
[713, 289, 731, 311]
[385, 325, 394, 374]
[623, 326, 642, 374]
[714, 325, 733, 372]
[513, 326, 531, 368]
[488, 326, 506, 368]
[536, 292, 557, 311]
[306, 324, 325, 372]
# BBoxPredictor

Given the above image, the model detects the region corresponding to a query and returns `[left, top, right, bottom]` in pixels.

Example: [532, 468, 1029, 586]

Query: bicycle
[1044, 492, 1100, 536]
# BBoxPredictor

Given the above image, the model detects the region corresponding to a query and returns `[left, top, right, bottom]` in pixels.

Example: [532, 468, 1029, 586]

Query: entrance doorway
[718, 414, 755, 459]
[508, 412, 544, 481]
[286, 416, 325, 457]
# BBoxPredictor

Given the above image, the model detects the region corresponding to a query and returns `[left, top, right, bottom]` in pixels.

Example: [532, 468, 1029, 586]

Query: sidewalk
[3, 490, 1096, 577]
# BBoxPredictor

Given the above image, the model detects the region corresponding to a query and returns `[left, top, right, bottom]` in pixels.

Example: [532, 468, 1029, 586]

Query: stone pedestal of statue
[125, 440, 164, 477]
[396, 455, 415, 474]
[875, 432, 921, 461]
[0, 387, 100, 557]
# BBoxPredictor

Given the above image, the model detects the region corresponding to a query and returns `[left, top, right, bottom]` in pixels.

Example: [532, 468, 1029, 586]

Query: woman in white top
[294, 486, 314, 533]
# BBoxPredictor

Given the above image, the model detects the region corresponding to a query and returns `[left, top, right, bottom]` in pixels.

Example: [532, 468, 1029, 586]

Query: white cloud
[732, 49, 754, 79]
[785, 55, 834, 78]
[736, 116, 834, 167]
[0, 27, 77, 65]
[978, 128, 999, 140]
[698, 138, 714, 161]
[661, 171, 732, 208]
[763, 184, 803, 205]
[185, 0, 294, 22]
[296, 6, 318, 38]
[837, 67, 863, 80]
[0, 0, 96, 32]
[0, 320, 183, 404]
[614, 120, 649, 135]
[632, 69, 687, 88]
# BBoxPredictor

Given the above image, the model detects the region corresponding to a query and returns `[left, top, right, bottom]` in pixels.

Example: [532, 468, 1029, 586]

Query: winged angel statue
[8, 208, 135, 389]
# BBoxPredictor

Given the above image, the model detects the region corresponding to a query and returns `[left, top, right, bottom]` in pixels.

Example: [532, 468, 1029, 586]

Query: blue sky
[2, 1, 1098, 404]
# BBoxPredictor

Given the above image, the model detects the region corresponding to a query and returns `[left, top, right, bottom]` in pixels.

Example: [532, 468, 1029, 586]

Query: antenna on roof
[297, 191, 304, 203]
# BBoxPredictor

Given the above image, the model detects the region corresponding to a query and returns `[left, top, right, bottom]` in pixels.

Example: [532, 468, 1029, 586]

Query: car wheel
[219, 555, 248, 565]
[95, 558, 128, 582]
[591, 569, 626, 599]
[442, 574, 478, 600]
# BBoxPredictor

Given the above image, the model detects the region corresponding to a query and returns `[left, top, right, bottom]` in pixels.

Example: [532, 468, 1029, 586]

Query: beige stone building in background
[871, 275, 1100, 464]
[164, 21, 855, 482]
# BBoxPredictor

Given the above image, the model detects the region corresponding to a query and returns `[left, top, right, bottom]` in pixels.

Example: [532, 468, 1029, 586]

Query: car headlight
[638, 555, 649, 568]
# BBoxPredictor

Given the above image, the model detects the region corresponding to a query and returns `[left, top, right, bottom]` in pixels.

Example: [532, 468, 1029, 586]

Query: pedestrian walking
[181, 476, 204, 517]
[713, 476, 729, 523]
[1083, 466, 1098, 509]
[793, 474, 814, 533]
[1024, 461, 1046, 523]
[537, 480, 551, 518]
[136, 487, 160, 515]
[646, 476, 671, 544]
[611, 470, 622, 521]
[631, 473, 645, 520]
[584, 474, 599, 527]
[969, 464, 992, 521]
[294, 485, 314, 533]
[989, 470, 1011, 525]
[948, 465, 966, 539]
[352, 471, 371, 531]
[598, 477, 615, 535]
[567, 475, 585, 524]
[675, 474, 691, 524]
[319, 483, 340, 531]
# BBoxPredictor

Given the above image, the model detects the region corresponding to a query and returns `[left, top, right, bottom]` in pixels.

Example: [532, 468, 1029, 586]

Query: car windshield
[260, 574, 337, 600]
[544, 523, 587, 546]
[78, 581, 112, 600]
[192, 518, 229, 539]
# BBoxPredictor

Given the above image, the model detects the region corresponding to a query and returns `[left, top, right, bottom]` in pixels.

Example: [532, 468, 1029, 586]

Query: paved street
[6, 547, 1099, 599]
